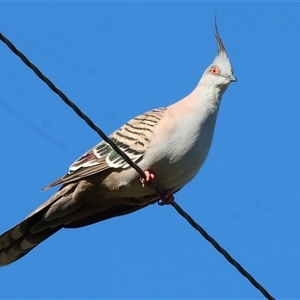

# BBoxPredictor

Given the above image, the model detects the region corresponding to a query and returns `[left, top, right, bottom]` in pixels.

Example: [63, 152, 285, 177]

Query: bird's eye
[209, 66, 220, 75]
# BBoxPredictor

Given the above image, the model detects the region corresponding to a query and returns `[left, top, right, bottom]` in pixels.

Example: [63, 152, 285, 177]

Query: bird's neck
[172, 82, 226, 121]
[165, 82, 226, 155]
[160, 81, 226, 176]
[195, 81, 228, 111]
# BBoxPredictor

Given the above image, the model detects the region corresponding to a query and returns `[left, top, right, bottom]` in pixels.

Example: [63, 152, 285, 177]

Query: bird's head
[202, 23, 236, 88]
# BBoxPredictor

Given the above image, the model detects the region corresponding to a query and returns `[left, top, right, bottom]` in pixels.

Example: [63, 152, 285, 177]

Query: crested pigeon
[0, 25, 236, 266]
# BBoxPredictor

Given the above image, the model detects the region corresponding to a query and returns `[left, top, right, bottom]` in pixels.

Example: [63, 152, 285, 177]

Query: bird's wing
[42, 107, 167, 190]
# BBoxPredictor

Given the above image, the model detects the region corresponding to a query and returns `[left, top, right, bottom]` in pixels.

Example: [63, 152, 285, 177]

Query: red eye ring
[209, 66, 220, 75]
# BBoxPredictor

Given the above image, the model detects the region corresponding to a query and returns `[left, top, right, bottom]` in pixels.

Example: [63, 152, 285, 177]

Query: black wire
[0, 31, 275, 300]
[0, 32, 168, 197]
[171, 202, 275, 299]
[0, 33, 151, 186]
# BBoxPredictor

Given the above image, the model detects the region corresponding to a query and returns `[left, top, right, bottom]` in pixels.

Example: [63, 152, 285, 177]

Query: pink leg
[140, 170, 174, 205]
[140, 170, 156, 187]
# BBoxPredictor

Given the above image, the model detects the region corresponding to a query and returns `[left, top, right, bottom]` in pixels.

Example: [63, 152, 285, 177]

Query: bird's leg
[140, 170, 156, 187]
[159, 190, 174, 205]
[140, 170, 175, 205]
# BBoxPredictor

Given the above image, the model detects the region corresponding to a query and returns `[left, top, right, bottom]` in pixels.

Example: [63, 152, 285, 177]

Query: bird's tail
[0, 210, 61, 267]
[0, 179, 157, 266]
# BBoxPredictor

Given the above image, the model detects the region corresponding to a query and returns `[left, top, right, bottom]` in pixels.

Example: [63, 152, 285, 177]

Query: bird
[0, 23, 236, 266]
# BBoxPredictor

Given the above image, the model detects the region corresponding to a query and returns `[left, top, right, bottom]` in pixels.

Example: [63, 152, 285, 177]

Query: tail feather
[0, 179, 159, 266]
[0, 210, 61, 267]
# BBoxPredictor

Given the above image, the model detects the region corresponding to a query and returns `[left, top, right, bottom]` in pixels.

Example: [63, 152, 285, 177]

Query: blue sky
[0, 2, 299, 299]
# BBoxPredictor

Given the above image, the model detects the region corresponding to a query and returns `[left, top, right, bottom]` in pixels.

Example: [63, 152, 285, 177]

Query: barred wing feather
[42, 107, 166, 190]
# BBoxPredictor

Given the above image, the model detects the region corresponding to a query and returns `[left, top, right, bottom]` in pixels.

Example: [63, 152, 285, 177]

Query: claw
[159, 190, 175, 206]
[140, 170, 175, 205]
[140, 170, 156, 188]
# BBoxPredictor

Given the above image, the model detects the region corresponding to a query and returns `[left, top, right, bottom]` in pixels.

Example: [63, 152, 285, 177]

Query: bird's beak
[229, 75, 237, 82]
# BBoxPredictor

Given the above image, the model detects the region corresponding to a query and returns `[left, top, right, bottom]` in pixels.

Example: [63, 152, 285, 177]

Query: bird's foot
[140, 170, 174, 205]
[159, 190, 174, 206]
[140, 170, 157, 188]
